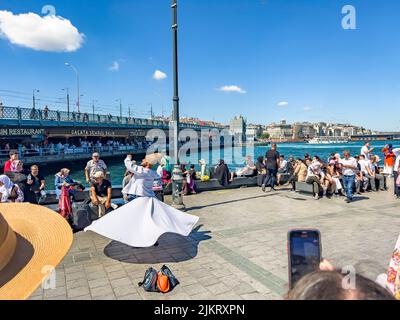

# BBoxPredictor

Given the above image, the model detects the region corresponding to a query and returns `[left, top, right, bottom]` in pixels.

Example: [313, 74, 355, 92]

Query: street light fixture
[148, 103, 153, 119]
[92, 99, 98, 120]
[62, 88, 70, 117]
[128, 104, 134, 118]
[115, 99, 122, 118]
[32, 89, 40, 109]
[65, 62, 80, 113]
[171, 0, 185, 210]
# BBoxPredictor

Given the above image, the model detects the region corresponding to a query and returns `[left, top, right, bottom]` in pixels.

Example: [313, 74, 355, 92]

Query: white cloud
[153, 70, 167, 80]
[109, 61, 120, 72]
[277, 101, 289, 107]
[304, 106, 312, 112]
[218, 85, 247, 94]
[0, 10, 84, 52]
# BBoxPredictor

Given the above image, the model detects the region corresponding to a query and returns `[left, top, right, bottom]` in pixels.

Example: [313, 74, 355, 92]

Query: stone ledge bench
[295, 181, 317, 196]
[41, 176, 259, 205]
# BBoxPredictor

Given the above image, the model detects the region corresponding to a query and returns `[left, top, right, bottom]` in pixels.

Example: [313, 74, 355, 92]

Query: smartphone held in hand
[288, 229, 322, 290]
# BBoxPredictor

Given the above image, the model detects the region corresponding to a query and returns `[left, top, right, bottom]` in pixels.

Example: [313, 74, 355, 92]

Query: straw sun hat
[0, 203, 73, 300]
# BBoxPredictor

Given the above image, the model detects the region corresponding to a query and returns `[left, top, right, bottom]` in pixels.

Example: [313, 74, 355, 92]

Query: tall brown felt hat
[145, 153, 163, 165]
[0, 203, 73, 300]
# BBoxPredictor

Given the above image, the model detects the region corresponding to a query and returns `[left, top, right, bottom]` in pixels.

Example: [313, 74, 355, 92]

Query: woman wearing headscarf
[5, 160, 34, 203]
[214, 159, 230, 187]
[255, 156, 267, 187]
[85, 153, 199, 248]
[0, 175, 24, 203]
[54, 168, 83, 200]
[183, 164, 197, 195]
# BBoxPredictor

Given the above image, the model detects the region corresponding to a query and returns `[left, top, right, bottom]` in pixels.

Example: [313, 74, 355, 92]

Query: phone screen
[289, 230, 321, 289]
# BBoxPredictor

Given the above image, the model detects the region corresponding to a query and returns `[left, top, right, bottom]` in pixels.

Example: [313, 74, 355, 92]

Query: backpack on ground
[72, 198, 94, 231]
[160, 265, 179, 289]
[138, 267, 159, 292]
[138, 265, 179, 293]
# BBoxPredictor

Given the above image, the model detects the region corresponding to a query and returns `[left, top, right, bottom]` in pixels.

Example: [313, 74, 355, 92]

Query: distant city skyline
[0, 0, 400, 132]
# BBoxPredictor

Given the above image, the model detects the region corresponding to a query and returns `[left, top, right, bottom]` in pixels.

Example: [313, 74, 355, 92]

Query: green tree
[258, 133, 270, 140]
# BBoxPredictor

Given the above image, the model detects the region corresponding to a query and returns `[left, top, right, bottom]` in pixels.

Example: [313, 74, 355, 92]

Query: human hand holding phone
[319, 259, 335, 271]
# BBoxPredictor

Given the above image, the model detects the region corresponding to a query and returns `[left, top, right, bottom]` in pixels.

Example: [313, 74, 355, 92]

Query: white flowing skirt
[85, 197, 199, 248]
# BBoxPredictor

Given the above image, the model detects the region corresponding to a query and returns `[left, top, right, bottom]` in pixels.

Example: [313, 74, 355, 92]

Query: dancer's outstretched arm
[124, 155, 144, 177]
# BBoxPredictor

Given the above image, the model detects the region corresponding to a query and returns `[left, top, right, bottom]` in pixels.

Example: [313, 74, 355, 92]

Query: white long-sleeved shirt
[395, 155, 400, 173]
[122, 158, 159, 197]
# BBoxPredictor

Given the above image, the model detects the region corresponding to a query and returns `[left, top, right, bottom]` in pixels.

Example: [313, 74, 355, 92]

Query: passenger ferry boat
[307, 136, 349, 144]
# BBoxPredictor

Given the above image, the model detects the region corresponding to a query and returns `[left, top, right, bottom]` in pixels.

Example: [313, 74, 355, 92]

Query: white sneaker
[111, 203, 119, 210]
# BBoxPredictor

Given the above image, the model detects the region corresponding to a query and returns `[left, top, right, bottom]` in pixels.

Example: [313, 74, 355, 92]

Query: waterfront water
[40, 141, 394, 189]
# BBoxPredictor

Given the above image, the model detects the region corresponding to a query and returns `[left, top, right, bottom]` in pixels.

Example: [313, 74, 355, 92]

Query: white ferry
[307, 136, 350, 144]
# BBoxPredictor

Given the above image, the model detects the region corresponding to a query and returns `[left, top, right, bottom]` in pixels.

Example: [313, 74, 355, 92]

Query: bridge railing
[0, 106, 19, 119]
[0, 143, 152, 162]
[0, 105, 217, 130]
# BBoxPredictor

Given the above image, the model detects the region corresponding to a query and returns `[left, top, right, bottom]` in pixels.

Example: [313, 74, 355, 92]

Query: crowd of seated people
[254, 146, 396, 202]
[296, 152, 387, 200]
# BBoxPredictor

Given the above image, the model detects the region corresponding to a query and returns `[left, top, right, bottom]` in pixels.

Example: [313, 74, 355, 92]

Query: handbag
[8, 186, 19, 202]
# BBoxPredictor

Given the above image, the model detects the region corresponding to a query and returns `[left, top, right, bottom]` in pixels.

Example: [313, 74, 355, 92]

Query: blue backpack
[138, 267, 159, 292]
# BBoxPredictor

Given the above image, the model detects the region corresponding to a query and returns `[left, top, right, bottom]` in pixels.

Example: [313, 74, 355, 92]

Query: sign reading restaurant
[0, 128, 45, 136]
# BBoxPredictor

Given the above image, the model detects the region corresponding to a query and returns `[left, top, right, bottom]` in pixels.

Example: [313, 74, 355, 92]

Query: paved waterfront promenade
[30, 184, 400, 300]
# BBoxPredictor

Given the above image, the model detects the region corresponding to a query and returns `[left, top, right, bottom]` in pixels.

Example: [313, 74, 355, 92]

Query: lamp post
[62, 88, 70, 119]
[148, 103, 154, 119]
[116, 99, 122, 119]
[171, 0, 185, 210]
[128, 104, 134, 118]
[92, 100, 98, 120]
[32, 89, 40, 109]
[65, 62, 80, 113]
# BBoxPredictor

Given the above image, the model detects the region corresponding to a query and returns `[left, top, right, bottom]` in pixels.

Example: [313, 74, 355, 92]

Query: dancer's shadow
[104, 225, 211, 264]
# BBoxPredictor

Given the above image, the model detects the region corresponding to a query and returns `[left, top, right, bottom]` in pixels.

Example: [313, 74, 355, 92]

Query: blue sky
[0, 0, 399, 131]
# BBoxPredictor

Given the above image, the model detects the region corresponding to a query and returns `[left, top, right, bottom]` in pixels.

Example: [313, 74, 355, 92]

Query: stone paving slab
[30, 182, 400, 300]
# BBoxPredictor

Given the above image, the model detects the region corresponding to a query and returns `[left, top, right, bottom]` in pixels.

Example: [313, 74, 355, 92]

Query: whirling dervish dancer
[85, 153, 199, 248]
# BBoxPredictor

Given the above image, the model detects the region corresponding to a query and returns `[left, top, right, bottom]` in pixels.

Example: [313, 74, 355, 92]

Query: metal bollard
[171, 165, 185, 211]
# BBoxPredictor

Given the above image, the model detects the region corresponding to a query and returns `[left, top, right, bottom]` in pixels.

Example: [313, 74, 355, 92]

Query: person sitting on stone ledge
[365, 155, 385, 192]
[255, 156, 267, 187]
[277, 155, 289, 185]
[0, 175, 24, 203]
[229, 155, 256, 182]
[215, 159, 230, 187]
[90, 171, 117, 218]
[289, 158, 307, 191]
